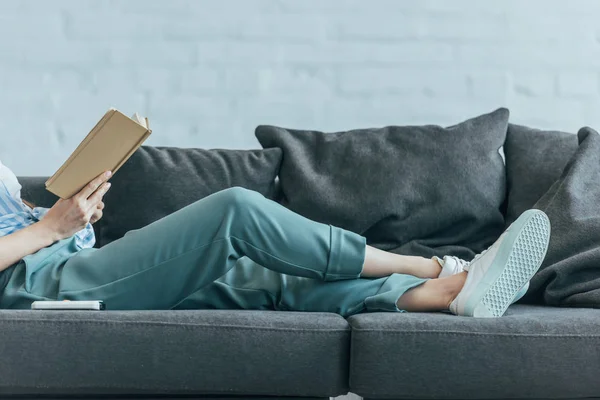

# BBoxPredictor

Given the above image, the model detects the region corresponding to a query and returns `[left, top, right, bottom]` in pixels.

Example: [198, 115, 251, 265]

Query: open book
[45, 108, 152, 199]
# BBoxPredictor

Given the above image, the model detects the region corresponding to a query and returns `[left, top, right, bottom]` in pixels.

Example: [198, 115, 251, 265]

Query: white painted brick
[314, 95, 492, 131]
[239, 15, 330, 42]
[92, 68, 182, 95]
[2, 0, 600, 175]
[498, 0, 600, 16]
[143, 120, 250, 150]
[337, 68, 468, 97]
[511, 73, 556, 97]
[1, 0, 101, 14]
[147, 95, 231, 123]
[456, 43, 600, 68]
[110, 42, 195, 67]
[0, 91, 55, 120]
[507, 16, 596, 44]
[185, 0, 277, 14]
[507, 97, 588, 132]
[51, 91, 146, 126]
[277, 0, 365, 13]
[135, 68, 183, 94]
[557, 72, 599, 97]
[468, 73, 510, 100]
[421, 15, 508, 40]
[108, 0, 192, 15]
[582, 99, 600, 130]
[335, 14, 507, 41]
[44, 71, 95, 92]
[0, 69, 45, 91]
[66, 14, 165, 40]
[178, 68, 221, 94]
[198, 42, 278, 65]
[91, 69, 143, 93]
[258, 67, 335, 97]
[222, 68, 262, 95]
[0, 15, 64, 39]
[18, 40, 111, 67]
[223, 66, 338, 97]
[233, 98, 322, 130]
[163, 17, 238, 40]
[334, 15, 423, 40]
[282, 42, 454, 65]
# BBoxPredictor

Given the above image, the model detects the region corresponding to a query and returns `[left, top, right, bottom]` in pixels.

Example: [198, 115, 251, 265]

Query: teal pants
[0, 188, 428, 317]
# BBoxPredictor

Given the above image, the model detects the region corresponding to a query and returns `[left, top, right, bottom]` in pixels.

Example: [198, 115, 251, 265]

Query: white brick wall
[1, 0, 599, 175]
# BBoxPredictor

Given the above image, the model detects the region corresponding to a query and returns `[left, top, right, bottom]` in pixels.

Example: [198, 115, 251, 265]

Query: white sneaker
[448, 209, 550, 318]
[434, 256, 530, 304]
[434, 255, 469, 278]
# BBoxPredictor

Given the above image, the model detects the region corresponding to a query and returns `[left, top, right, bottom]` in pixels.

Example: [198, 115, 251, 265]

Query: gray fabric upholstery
[19, 176, 61, 208]
[504, 124, 578, 226]
[0, 309, 350, 397]
[524, 128, 600, 307]
[256, 108, 509, 261]
[12, 132, 600, 400]
[95, 146, 282, 247]
[348, 305, 600, 399]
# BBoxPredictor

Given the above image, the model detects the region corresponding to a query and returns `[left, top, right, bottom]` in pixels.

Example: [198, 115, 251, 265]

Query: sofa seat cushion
[0, 310, 350, 397]
[348, 305, 600, 399]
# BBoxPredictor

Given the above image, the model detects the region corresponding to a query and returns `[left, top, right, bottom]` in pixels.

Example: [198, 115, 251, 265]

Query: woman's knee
[216, 186, 265, 213]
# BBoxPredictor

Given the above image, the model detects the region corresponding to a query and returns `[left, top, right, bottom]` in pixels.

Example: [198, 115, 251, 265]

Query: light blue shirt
[0, 160, 95, 249]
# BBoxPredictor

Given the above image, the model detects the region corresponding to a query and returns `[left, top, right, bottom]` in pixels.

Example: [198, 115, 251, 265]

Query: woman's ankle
[407, 257, 442, 279]
[439, 272, 468, 309]
[395, 272, 467, 312]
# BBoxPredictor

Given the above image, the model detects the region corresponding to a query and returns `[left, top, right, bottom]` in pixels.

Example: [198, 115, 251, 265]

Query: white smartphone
[31, 300, 105, 311]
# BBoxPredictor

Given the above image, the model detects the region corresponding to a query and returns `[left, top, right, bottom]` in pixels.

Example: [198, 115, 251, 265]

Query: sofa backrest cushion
[256, 108, 509, 260]
[526, 127, 600, 307]
[95, 145, 282, 247]
[503, 124, 578, 226]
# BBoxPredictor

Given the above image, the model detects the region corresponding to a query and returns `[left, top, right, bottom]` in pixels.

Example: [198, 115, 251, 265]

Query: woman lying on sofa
[0, 160, 550, 318]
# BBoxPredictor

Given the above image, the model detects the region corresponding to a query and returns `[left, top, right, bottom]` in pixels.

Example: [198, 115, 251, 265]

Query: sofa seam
[0, 319, 351, 333]
[350, 330, 600, 338]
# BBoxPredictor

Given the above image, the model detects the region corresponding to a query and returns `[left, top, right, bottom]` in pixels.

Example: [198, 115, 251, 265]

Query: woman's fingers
[76, 170, 112, 201]
[90, 209, 103, 224]
[86, 182, 111, 208]
[89, 201, 105, 224]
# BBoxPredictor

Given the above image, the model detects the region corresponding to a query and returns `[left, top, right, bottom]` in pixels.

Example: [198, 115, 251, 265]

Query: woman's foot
[396, 271, 467, 312]
[449, 209, 551, 318]
[434, 255, 530, 304]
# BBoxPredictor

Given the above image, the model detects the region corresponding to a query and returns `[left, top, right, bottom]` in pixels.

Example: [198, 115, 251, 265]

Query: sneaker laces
[444, 255, 470, 272]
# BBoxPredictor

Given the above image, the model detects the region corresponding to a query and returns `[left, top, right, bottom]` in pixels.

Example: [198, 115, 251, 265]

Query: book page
[132, 112, 147, 128]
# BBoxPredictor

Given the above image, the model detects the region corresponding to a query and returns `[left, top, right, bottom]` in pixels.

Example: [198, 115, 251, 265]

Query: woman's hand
[89, 201, 105, 225]
[39, 170, 112, 242]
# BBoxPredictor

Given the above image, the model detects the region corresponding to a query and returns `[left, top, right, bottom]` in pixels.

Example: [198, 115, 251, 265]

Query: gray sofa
[2, 116, 600, 399]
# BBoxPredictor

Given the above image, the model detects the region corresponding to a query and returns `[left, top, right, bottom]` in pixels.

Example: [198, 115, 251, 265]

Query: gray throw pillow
[524, 127, 600, 307]
[256, 108, 509, 260]
[503, 124, 578, 226]
[96, 146, 282, 247]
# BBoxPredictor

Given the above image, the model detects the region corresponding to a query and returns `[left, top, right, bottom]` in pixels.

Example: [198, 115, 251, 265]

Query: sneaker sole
[464, 209, 551, 318]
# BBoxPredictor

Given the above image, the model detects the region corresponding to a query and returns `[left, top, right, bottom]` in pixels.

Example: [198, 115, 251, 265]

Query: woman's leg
[56, 187, 415, 309]
[396, 272, 467, 311]
[363, 245, 441, 279]
[170, 256, 462, 317]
